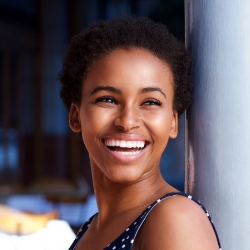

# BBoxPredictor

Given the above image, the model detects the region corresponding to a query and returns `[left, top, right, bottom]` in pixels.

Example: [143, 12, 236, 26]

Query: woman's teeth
[114, 150, 142, 155]
[104, 140, 146, 155]
[104, 140, 145, 148]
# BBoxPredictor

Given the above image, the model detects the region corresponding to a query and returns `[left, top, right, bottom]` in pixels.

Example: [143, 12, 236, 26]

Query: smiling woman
[58, 16, 221, 250]
[69, 48, 178, 184]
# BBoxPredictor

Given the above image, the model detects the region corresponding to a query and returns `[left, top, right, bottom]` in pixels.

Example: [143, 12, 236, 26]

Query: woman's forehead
[81, 47, 174, 99]
[86, 47, 173, 79]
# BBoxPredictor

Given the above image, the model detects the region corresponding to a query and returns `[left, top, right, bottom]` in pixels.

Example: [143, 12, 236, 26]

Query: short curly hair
[59, 15, 193, 114]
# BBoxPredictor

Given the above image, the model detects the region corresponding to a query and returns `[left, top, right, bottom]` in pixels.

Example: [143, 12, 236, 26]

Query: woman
[59, 16, 221, 250]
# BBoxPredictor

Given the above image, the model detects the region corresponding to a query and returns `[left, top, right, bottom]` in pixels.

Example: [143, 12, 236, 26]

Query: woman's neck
[91, 166, 176, 225]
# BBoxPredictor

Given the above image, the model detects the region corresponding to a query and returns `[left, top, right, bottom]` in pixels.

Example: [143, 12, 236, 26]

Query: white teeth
[115, 151, 141, 155]
[104, 140, 145, 148]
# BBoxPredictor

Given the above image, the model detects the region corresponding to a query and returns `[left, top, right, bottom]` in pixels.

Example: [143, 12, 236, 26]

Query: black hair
[59, 15, 193, 114]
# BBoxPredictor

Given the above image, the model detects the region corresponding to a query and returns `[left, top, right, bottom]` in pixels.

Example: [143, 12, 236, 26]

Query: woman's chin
[104, 169, 145, 185]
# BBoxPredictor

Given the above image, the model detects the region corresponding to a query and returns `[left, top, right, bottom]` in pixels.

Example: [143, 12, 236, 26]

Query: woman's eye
[95, 96, 117, 104]
[142, 99, 162, 106]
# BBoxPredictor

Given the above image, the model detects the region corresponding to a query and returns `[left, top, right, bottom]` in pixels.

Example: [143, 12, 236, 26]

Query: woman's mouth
[103, 139, 147, 156]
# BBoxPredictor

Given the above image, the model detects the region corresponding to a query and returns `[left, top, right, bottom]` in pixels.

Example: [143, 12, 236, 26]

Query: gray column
[185, 0, 250, 249]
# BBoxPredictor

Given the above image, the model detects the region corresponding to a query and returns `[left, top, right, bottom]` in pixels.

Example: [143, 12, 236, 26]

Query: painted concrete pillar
[185, 0, 250, 249]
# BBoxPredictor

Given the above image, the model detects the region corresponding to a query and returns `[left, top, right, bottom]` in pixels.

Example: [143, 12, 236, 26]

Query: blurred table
[5, 193, 98, 226]
[0, 219, 76, 250]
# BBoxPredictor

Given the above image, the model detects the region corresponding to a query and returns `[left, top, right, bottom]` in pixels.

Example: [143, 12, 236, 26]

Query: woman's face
[69, 48, 178, 184]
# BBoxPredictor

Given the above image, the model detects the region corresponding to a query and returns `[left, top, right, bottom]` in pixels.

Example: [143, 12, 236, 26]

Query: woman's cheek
[143, 110, 172, 129]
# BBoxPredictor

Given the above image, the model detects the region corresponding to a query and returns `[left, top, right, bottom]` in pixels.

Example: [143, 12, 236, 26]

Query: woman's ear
[69, 103, 81, 133]
[169, 111, 178, 139]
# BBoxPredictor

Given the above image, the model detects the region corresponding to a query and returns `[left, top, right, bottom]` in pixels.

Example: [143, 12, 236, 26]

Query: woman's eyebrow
[141, 87, 166, 99]
[90, 86, 121, 96]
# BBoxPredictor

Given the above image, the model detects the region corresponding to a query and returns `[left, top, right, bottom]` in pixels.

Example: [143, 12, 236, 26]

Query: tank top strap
[68, 213, 97, 250]
[69, 192, 222, 250]
[125, 192, 222, 250]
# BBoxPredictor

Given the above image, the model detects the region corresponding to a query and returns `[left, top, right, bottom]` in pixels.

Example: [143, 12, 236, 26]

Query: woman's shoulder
[134, 193, 220, 250]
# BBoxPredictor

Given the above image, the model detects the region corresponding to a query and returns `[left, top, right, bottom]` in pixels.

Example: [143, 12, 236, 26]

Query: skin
[69, 48, 218, 250]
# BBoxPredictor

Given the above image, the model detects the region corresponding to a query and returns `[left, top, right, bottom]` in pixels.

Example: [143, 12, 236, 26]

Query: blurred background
[0, 0, 184, 248]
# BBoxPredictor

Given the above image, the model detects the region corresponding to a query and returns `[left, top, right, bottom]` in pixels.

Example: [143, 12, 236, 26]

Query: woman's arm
[135, 195, 219, 250]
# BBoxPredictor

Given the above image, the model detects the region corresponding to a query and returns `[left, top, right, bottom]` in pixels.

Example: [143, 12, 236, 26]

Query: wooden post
[2, 51, 11, 172]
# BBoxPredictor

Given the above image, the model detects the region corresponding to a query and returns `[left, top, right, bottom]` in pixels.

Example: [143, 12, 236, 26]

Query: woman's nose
[113, 106, 141, 132]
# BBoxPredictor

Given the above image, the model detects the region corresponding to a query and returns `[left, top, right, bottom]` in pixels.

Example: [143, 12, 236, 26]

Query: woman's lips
[102, 138, 149, 161]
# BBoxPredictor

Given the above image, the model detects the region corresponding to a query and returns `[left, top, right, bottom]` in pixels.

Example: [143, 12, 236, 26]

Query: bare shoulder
[134, 195, 219, 250]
